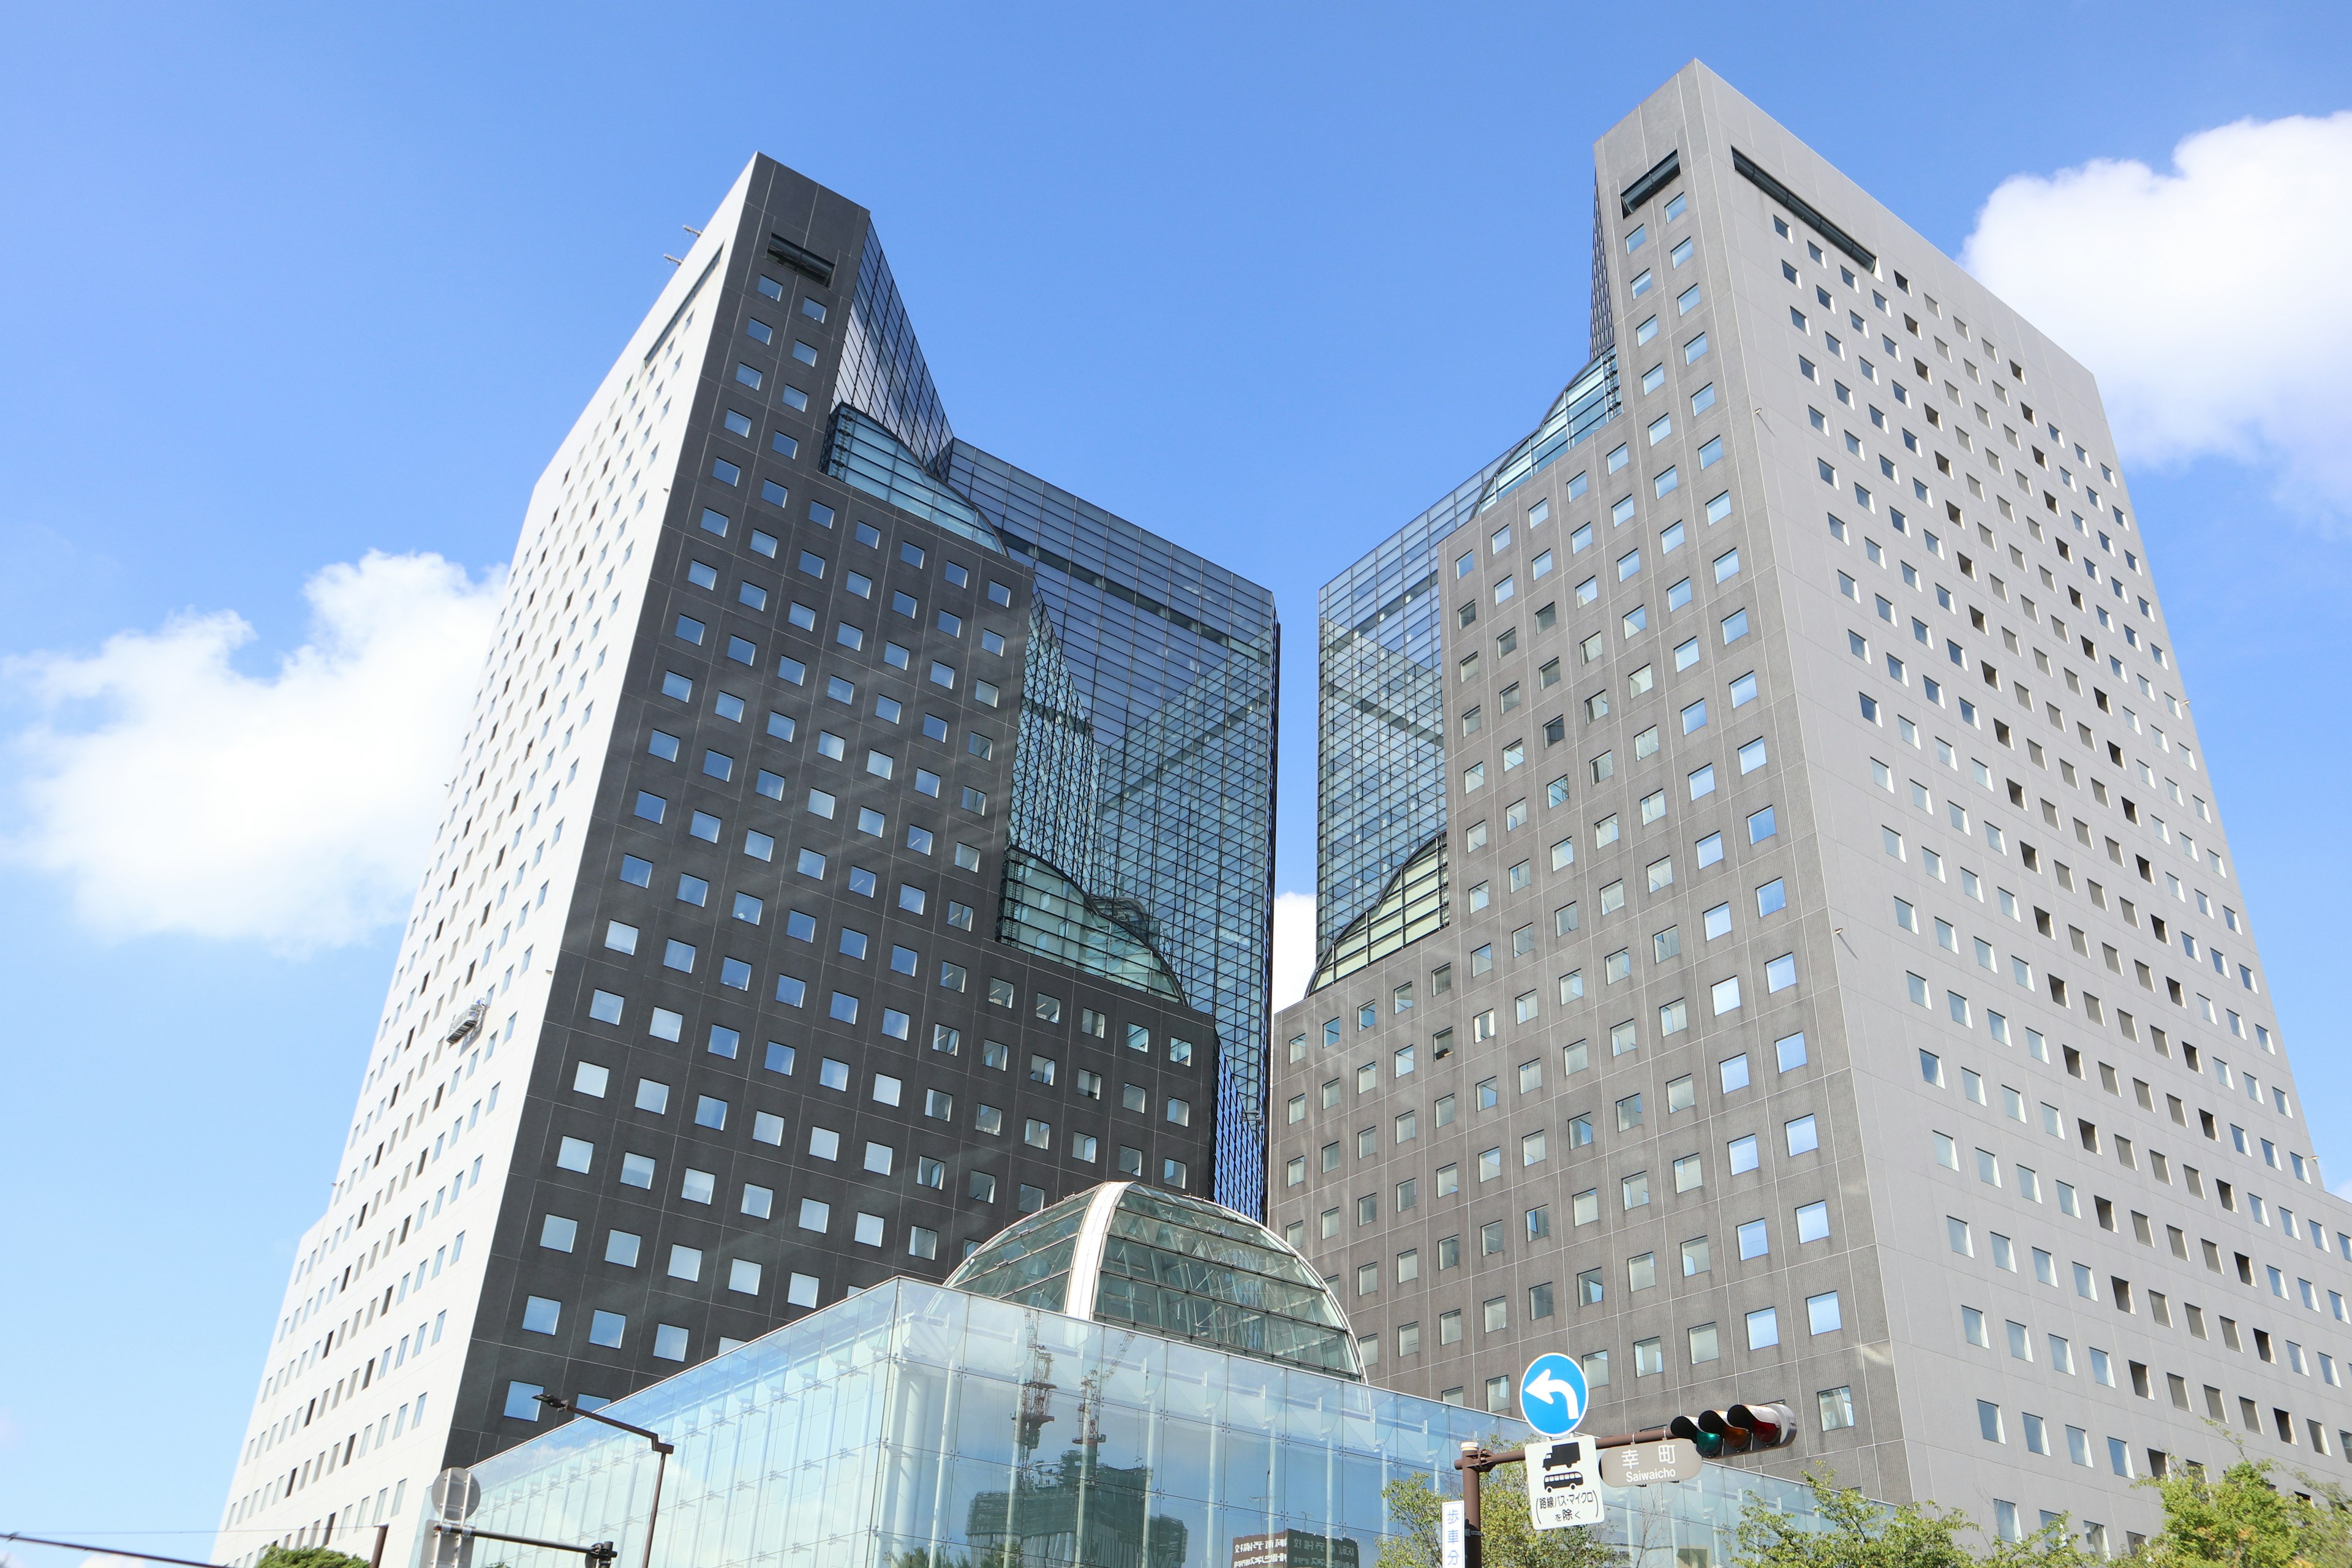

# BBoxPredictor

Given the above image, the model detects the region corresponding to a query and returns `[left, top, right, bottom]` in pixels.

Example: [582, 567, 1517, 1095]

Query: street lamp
[533, 1394, 674, 1568]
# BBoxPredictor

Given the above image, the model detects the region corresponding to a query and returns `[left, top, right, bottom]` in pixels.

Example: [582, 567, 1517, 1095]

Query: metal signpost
[1450, 1357, 1802, 1560]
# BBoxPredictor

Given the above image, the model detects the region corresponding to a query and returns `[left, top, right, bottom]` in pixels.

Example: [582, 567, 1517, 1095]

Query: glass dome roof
[946, 1182, 1362, 1379]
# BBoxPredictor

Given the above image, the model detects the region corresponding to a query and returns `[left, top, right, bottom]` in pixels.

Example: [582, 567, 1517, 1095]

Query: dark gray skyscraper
[214, 156, 1276, 1562]
[1275, 62, 2352, 1555]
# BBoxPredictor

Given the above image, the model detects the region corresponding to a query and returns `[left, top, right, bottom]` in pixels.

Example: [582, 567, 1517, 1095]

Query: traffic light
[1667, 1402, 1798, 1457]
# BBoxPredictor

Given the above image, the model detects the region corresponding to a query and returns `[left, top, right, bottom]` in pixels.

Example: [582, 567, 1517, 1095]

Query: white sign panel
[1441, 1500, 1464, 1568]
[1598, 1438, 1703, 1487]
[1524, 1441, 1604, 1529]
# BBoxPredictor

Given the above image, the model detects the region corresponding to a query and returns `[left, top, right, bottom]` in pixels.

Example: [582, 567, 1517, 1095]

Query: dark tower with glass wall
[214, 154, 1277, 1552]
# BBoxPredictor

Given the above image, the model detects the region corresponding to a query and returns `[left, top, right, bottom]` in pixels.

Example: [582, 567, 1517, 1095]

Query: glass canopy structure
[423, 1276, 1828, 1568]
[946, 1182, 1361, 1379]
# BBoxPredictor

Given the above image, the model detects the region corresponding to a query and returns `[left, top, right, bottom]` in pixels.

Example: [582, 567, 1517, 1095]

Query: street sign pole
[1457, 1443, 1483, 1568]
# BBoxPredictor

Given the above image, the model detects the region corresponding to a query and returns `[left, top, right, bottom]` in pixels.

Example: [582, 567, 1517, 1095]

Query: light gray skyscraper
[1275, 62, 2352, 1552]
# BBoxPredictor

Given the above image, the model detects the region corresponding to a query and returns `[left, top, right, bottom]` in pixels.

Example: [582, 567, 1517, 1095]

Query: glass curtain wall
[1311, 355, 1618, 990]
[429, 1280, 1825, 1568]
[942, 446, 1280, 1218]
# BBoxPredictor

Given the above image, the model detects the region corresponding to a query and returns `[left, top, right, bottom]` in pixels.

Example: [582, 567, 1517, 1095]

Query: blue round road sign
[1518, 1353, 1589, 1437]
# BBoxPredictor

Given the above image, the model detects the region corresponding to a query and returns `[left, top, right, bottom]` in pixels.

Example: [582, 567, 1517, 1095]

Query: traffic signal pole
[1456, 1400, 1800, 1553]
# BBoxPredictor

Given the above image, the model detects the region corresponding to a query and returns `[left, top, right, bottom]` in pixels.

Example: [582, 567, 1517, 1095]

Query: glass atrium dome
[946, 1182, 1363, 1379]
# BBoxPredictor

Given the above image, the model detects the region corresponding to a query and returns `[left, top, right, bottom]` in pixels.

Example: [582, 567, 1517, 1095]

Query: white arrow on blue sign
[1518, 1353, 1589, 1438]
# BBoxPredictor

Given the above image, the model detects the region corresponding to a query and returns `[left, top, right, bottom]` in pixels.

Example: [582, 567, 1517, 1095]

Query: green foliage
[2135, 1455, 2352, 1568]
[255, 1548, 371, 1568]
[1731, 1465, 2093, 1568]
[1377, 1457, 1619, 1568]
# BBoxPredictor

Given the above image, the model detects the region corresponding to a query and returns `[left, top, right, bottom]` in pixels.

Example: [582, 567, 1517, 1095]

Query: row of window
[1903, 979, 2335, 1317]
[1298, 1034, 1806, 1170]
[1902, 971, 2313, 1213]
[1784, 246, 2140, 592]
[581, 941, 1200, 1073]
[1936, 1156, 2352, 1412]
[1380, 1280, 1845, 1374]
[567, 1044, 1191, 1145]
[1975, 1390, 2344, 1472]
[1937, 1122, 2351, 1332]
[1284, 1103, 1824, 1238]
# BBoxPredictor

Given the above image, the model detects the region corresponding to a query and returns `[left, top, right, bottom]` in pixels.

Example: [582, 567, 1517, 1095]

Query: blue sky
[2, 1, 2349, 1555]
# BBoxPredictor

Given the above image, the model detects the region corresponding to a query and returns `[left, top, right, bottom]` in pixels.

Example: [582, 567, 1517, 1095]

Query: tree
[2134, 1454, 2352, 1568]
[255, 1548, 371, 1568]
[1377, 1457, 1620, 1568]
[1731, 1465, 2093, 1568]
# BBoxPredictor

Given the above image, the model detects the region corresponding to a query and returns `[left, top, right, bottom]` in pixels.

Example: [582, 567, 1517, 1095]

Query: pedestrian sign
[1517, 1353, 1589, 1438]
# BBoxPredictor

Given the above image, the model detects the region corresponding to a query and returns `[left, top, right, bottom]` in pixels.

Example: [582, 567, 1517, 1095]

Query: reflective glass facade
[427, 1280, 1826, 1568]
[1311, 360, 1617, 990]
[823, 405, 1005, 555]
[837, 231, 953, 466]
[1311, 471, 1487, 986]
[943, 445, 1280, 1217]
[947, 1183, 1361, 1378]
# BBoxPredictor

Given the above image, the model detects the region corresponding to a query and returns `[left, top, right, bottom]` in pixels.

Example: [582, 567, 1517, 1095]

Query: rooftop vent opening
[767, 233, 835, 287]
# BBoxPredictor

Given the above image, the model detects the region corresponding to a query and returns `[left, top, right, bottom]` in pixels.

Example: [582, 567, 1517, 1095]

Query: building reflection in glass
[422, 1280, 1822, 1568]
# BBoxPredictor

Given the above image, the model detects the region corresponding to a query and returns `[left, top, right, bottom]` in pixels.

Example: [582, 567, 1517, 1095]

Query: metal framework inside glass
[424, 1279, 1828, 1568]
[944, 445, 1280, 1216]
[813, 247, 1280, 1217]
[948, 1183, 1360, 1379]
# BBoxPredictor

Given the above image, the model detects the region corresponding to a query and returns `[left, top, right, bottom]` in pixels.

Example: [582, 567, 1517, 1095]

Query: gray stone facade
[1275, 64, 2352, 1553]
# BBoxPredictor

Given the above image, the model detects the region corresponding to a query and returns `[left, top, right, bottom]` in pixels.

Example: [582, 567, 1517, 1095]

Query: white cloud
[1270, 889, 1315, 1009]
[6, 551, 502, 953]
[1960, 111, 2352, 516]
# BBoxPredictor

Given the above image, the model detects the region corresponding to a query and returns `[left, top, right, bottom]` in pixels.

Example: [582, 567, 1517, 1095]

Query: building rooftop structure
[946, 1182, 1363, 1379]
